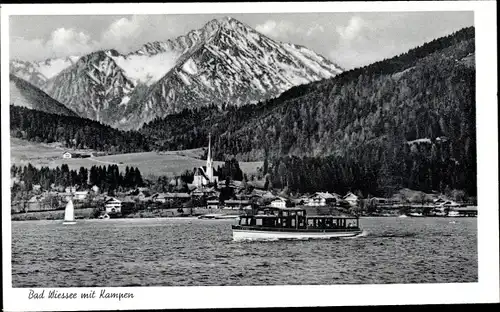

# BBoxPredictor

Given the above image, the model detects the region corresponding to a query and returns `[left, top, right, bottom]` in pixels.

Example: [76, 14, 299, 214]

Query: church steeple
[206, 133, 213, 182]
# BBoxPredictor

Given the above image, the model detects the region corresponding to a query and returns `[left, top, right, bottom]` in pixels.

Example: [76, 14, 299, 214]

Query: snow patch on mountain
[110, 51, 181, 86]
[182, 58, 199, 75]
[37, 57, 80, 79]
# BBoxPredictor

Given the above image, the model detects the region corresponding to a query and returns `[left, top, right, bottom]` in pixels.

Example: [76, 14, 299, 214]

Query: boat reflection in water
[232, 207, 362, 241]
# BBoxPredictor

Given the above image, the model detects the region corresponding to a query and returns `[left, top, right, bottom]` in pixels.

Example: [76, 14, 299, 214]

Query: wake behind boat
[408, 212, 425, 218]
[62, 199, 76, 225]
[199, 213, 239, 220]
[232, 207, 362, 241]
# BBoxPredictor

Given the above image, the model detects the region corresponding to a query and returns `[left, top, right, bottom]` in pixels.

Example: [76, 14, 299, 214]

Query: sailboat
[63, 199, 77, 225]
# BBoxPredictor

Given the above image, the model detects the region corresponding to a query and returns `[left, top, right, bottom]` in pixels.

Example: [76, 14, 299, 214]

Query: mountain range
[10, 17, 343, 130]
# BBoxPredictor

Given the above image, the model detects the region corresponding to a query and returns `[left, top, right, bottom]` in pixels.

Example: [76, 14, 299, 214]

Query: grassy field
[10, 138, 263, 178]
[11, 208, 97, 221]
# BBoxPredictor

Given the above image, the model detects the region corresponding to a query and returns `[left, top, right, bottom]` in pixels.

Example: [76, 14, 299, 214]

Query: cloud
[255, 19, 325, 39]
[336, 16, 366, 42]
[10, 28, 98, 60]
[10, 16, 150, 61]
[47, 28, 98, 56]
[101, 16, 145, 48]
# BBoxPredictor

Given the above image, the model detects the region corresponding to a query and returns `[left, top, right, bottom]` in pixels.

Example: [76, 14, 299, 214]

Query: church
[193, 134, 219, 188]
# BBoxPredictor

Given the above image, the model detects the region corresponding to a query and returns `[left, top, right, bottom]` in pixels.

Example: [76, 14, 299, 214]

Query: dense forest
[10, 164, 144, 200]
[10, 105, 151, 153]
[140, 27, 476, 196]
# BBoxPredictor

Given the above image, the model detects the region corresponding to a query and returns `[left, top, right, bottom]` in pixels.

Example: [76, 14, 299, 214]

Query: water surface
[11, 217, 477, 287]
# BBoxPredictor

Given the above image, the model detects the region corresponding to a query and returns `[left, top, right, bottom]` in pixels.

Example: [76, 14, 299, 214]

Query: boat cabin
[238, 207, 359, 230]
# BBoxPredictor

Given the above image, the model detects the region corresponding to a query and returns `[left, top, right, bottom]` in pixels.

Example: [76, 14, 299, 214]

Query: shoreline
[10, 211, 477, 221]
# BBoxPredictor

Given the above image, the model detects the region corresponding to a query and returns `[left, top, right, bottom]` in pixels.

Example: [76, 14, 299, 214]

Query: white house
[207, 197, 220, 209]
[73, 191, 89, 201]
[305, 192, 339, 206]
[270, 197, 289, 208]
[151, 193, 168, 203]
[343, 192, 359, 207]
[91, 185, 100, 193]
[105, 198, 122, 213]
[62, 152, 72, 159]
[65, 186, 77, 193]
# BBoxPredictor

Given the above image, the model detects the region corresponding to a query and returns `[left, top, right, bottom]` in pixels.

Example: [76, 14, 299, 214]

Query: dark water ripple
[11, 217, 477, 287]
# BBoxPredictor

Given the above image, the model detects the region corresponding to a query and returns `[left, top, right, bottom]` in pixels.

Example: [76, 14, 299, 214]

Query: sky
[9, 12, 474, 70]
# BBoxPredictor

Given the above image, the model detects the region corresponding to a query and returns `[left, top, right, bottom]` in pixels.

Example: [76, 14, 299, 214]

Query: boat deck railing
[232, 225, 361, 232]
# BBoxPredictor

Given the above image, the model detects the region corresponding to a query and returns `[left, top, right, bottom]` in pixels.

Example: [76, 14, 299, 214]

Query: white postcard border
[1, 1, 498, 311]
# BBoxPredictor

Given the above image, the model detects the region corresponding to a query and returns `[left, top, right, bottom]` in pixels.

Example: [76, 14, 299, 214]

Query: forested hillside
[10, 74, 79, 117]
[141, 27, 476, 196]
[10, 106, 151, 153]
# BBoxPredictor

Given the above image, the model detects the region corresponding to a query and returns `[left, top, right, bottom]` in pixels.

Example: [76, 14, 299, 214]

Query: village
[11, 135, 477, 220]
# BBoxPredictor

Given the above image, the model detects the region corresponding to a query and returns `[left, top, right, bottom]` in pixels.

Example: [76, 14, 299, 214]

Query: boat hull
[62, 221, 77, 225]
[232, 228, 362, 241]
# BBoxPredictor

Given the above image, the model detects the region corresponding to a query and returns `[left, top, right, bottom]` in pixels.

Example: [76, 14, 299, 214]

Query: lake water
[11, 217, 477, 287]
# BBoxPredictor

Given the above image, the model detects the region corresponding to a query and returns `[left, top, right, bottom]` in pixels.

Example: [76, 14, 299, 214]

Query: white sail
[64, 199, 75, 223]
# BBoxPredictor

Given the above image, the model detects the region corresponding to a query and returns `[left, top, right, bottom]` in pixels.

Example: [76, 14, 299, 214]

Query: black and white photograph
[1, 1, 498, 310]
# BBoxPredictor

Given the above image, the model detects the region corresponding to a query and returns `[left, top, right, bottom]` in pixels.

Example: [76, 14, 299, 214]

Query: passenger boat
[232, 207, 362, 241]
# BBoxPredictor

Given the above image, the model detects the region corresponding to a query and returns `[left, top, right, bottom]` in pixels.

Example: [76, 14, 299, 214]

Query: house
[370, 197, 394, 206]
[92, 194, 107, 203]
[62, 151, 72, 159]
[450, 206, 477, 217]
[91, 185, 100, 193]
[151, 193, 168, 203]
[305, 192, 339, 206]
[152, 192, 192, 204]
[435, 199, 461, 207]
[169, 177, 184, 187]
[223, 199, 251, 210]
[193, 134, 219, 188]
[73, 191, 89, 201]
[105, 198, 122, 214]
[262, 191, 277, 200]
[65, 186, 77, 193]
[236, 193, 260, 201]
[270, 197, 290, 208]
[207, 196, 220, 209]
[28, 195, 42, 204]
[191, 187, 217, 198]
[343, 192, 359, 207]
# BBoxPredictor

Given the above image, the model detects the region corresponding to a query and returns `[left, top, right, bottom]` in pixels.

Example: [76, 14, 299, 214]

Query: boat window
[307, 219, 314, 226]
[325, 218, 332, 228]
[338, 219, 345, 228]
[282, 218, 287, 227]
[291, 219, 296, 227]
[263, 218, 275, 227]
[256, 219, 263, 226]
[240, 218, 247, 225]
[283, 211, 288, 217]
[316, 219, 323, 228]
[297, 211, 304, 216]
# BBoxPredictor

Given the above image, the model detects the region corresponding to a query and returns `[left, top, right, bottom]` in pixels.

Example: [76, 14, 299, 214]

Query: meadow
[10, 138, 263, 179]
